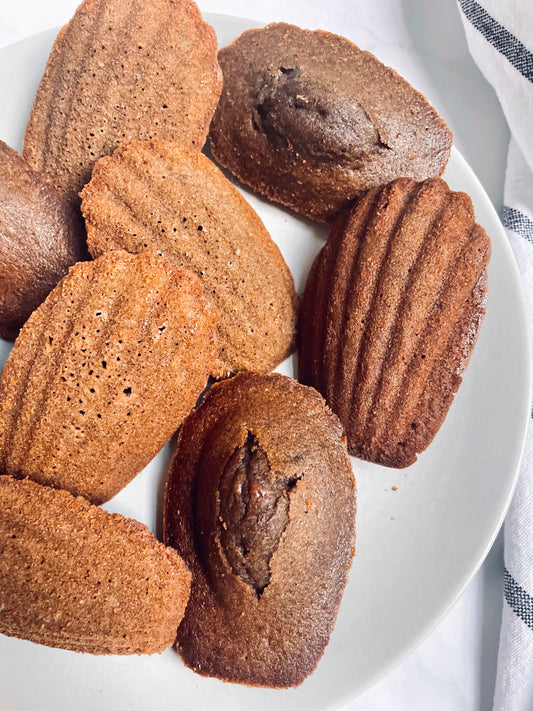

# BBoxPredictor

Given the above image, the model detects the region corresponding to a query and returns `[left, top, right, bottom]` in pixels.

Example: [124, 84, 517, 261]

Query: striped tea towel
[457, 2, 533, 709]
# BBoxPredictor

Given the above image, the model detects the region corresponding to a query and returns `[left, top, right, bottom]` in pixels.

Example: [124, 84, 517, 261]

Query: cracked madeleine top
[209, 22, 452, 222]
[163, 372, 356, 688]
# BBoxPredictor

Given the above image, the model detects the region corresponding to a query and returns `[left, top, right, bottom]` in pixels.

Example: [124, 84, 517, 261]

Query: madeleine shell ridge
[164, 372, 356, 688]
[298, 177, 491, 468]
[0, 250, 218, 504]
[22, 0, 222, 205]
[80, 140, 298, 377]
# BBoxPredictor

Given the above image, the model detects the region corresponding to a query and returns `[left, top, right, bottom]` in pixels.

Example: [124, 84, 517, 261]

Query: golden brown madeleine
[209, 23, 452, 223]
[298, 178, 491, 468]
[164, 372, 356, 688]
[80, 140, 298, 377]
[23, 0, 222, 206]
[0, 140, 88, 341]
[0, 250, 218, 504]
[0, 476, 191, 655]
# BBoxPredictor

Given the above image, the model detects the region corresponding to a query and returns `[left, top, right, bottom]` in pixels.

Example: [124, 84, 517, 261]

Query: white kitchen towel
[457, 2, 533, 710]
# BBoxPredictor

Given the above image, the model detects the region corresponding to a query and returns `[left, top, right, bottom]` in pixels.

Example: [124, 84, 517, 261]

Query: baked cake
[298, 177, 491, 467]
[0, 140, 88, 341]
[164, 372, 356, 687]
[23, 0, 222, 206]
[0, 475, 191, 655]
[80, 140, 298, 377]
[209, 23, 452, 222]
[0, 250, 218, 503]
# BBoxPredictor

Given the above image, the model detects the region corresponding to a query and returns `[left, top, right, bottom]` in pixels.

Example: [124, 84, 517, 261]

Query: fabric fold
[457, 3, 533, 710]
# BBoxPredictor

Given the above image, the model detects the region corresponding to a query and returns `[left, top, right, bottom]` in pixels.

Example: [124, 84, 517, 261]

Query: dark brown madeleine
[209, 23, 452, 222]
[298, 178, 491, 468]
[0, 140, 88, 341]
[164, 372, 356, 688]
[0, 476, 191, 655]
[23, 0, 222, 206]
[0, 251, 218, 504]
[80, 140, 298, 377]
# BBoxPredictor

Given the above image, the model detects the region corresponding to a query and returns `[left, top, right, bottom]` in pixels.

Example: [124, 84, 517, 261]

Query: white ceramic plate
[0, 14, 530, 711]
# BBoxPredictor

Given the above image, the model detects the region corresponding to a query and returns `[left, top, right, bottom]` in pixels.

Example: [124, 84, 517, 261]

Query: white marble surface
[0, 1, 512, 710]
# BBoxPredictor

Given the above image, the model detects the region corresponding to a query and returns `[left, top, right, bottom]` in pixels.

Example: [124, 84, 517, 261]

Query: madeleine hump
[164, 372, 356, 688]
[209, 23, 452, 222]
[0, 140, 88, 341]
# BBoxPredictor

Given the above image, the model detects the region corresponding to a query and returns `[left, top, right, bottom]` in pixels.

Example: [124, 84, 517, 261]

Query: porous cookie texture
[23, 0, 222, 206]
[0, 476, 191, 655]
[0, 250, 218, 504]
[209, 23, 452, 222]
[0, 140, 88, 341]
[80, 140, 298, 377]
[298, 177, 491, 468]
[164, 372, 356, 688]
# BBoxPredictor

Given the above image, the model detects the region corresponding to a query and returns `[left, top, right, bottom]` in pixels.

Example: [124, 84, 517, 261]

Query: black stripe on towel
[458, 0, 533, 83]
[502, 205, 533, 244]
[504, 568, 533, 631]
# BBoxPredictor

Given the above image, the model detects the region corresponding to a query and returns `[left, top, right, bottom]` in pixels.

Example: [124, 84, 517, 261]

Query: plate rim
[0, 14, 531, 710]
